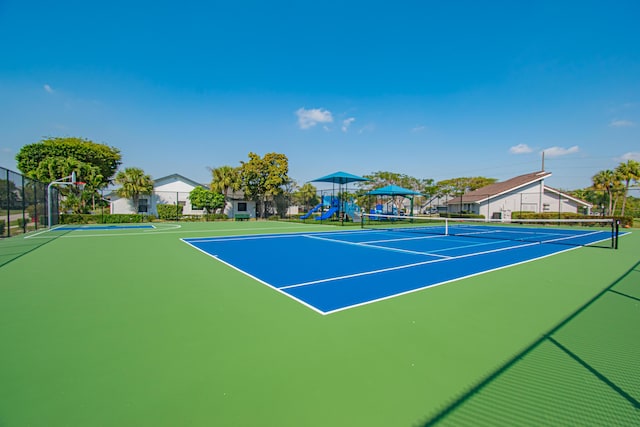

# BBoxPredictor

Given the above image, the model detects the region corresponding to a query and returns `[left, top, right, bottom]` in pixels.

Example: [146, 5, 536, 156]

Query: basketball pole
[47, 171, 78, 228]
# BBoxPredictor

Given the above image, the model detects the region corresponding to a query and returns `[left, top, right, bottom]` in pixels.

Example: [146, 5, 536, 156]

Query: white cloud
[609, 119, 635, 127]
[296, 108, 333, 129]
[509, 144, 533, 154]
[43, 84, 54, 93]
[341, 117, 355, 132]
[542, 146, 579, 158]
[621, 152, 640, 161]
[411, 125, 426, 133]
[358, 123, 375, 134]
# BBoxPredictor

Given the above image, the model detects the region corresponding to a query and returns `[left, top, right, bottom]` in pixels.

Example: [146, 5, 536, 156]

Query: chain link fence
[1, 166, 58, 238]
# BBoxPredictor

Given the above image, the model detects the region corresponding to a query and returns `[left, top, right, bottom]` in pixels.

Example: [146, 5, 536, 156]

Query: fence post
[3, 168, 8, 237]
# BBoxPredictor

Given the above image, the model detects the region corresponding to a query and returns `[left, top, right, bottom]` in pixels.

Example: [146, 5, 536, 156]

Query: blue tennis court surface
[183, 225, 618, 315]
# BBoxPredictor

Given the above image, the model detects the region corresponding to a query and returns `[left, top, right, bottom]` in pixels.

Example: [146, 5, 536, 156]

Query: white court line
[303, 234, 452, 258]
[25, 223, 323, 239]
[180, 238, 325, 315]
[182, 227, 626, 315]
[282, 229, 610, 291]
[280, 240, 541, 290]
[363, 234, 446, 244]
[455, 228, 561, 238]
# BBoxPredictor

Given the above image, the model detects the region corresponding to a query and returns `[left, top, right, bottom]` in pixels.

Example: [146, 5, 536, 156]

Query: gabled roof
[153, 173, 207, 189]
[457, 171, 551, 203]
[544, 186, 592, 208]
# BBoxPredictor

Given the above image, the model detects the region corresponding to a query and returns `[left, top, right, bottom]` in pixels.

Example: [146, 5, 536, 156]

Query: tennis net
[361, 213, 620, 249]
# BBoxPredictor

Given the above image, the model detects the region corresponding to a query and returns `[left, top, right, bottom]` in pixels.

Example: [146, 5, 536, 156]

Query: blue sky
[1, 0, 639, 191]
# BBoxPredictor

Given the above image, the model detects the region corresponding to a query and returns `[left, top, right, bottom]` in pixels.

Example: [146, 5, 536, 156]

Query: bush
[204, 213, 228, 221]
[101, 214, 146, 223]
[512, 212, 593, 220]
[60, 214, 93, 224]
[157, 204, 183, 220]
[615, 216, 634, 228]
[0, 220, 4, 235]
[440, 213, 484, 219]
[60, 213, 147, 224]
[510, 212, 634, 228]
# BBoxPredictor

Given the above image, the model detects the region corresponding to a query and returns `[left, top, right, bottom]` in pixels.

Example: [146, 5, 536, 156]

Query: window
[237, 202, 247, 212]
[138, 198, 148, 213]
[543, 203, 550, 211]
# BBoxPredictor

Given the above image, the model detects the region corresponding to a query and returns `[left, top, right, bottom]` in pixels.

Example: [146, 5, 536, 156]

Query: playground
[299, 171, 422, 223]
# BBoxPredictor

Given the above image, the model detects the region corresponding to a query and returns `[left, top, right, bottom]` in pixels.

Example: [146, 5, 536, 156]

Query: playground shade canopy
[366, 185, 421, 196]
[311, 171, 369, 185]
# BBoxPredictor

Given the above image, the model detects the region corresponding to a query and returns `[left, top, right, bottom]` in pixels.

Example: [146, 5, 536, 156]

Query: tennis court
[0, 220, 638, 426]
[183, 216, 621, 314]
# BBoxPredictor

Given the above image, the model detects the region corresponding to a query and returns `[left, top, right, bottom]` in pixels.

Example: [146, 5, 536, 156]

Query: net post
[615, 220, 619, 250]
[445, 218, 449, 236]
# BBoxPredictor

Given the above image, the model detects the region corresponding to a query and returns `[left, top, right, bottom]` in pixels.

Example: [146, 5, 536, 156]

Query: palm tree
[210, 165, 241, 199]
[81, 166, 105, 212]
[592, 169, 619, 216]
[114, 167, 154, 213]
[615, 160, 640, 217]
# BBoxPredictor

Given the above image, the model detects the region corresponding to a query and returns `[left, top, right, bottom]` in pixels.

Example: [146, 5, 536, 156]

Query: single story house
[222, 190, 257, 219]
[109, 173, 256, 219]
[446, 171, 591, 219]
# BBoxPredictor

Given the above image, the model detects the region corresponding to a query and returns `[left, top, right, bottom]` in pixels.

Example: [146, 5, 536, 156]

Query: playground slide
[315, 206, 338, 220]
[300, 203, 323, 220]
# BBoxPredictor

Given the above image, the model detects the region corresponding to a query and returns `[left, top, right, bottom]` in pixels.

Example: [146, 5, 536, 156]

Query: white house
[110, 173, 256, 219]
[222, 190, 257, 219]
[446, 171, 591, 219]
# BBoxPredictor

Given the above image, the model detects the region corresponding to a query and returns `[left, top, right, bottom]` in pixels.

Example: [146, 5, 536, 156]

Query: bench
[234, 213, 250, 221]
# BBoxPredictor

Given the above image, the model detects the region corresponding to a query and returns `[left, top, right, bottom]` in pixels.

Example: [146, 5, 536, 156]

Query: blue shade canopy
[310, 171, 369, 184]
[366, 185, 421, 196]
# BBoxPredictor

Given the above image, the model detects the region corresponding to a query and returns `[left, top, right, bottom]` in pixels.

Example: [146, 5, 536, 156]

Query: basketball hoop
[75, 181, 86, 191]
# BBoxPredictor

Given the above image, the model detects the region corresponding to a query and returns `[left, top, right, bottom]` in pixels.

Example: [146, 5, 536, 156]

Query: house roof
[456, 171, 552, 203]
[152, 173, 207, 188]
[544, 186, 592, 208]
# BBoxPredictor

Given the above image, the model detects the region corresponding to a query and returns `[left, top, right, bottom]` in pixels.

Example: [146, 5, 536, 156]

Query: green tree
[189, 187, 225, 214]
[295, 182, 319, 211]
[0, 179, 20, 210]
[436, 176, 497, 196]
[16, 137, 121, 185]
[434, 176, 496, 214]
[615, 159, 640, 217]
[30, 156, 93, 213]
[361, 171, 425, 214]
[114, 168, 154, 213]
[210, 165, 242, 199]
[362, 171, 424, 191]
[83, 166, 106, 212]
[240, 152, 289, 218]
[592, 169, 619, 216]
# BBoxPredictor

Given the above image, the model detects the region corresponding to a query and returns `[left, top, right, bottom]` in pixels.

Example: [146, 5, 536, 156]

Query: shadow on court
[418, 261, 640, 426]
[0, 230, 71, 269]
